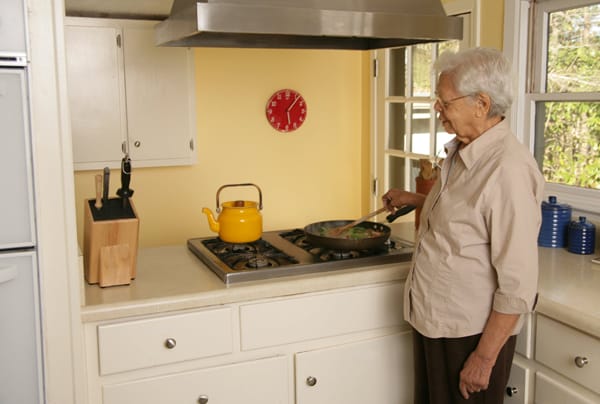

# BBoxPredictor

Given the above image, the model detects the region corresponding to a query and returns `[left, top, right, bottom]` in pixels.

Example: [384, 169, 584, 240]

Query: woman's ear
[476, 93, 492, 116]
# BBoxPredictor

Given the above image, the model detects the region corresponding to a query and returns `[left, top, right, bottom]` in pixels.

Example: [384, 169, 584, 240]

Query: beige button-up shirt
[404, 120, 545, 338]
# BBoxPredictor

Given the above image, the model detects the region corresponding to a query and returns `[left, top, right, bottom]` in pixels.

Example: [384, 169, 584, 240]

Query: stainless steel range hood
[155, 0, 463, 50]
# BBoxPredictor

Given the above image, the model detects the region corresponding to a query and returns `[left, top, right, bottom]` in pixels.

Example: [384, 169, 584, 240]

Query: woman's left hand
[458, 351, 494, 399]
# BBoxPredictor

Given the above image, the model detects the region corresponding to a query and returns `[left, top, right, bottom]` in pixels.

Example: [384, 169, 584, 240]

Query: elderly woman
[383, 47, 544, 403]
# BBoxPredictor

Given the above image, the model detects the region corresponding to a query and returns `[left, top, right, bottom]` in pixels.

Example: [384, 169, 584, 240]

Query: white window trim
[504, 0, 600, 214]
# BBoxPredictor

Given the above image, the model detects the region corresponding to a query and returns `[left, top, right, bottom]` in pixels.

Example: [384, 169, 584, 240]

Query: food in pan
[319, 225, 385, 240]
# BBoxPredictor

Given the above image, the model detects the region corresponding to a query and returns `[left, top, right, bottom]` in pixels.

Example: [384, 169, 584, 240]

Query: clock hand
[287, 111, 291, 125]
[287, 94, 300, 112]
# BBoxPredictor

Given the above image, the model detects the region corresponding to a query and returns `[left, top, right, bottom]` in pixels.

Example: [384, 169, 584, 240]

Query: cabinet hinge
[116, 34, 122, 48]
[189, 139, 194, 151]
[121, 141, 127, 154]
[373, 58, 378, 78]
[372, 178, 378, 195]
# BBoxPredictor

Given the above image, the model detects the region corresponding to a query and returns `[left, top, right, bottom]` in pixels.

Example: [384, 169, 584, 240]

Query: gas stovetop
[187, 229, 413, 284]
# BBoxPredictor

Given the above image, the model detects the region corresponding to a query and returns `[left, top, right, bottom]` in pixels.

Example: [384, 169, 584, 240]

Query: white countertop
[82, 225, 600, 339]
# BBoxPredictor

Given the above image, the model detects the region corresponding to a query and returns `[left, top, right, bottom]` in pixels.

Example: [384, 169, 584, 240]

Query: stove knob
[164, 338, 177, 349]
[306, 376, 317, 387]
[198, 395, 209, 404]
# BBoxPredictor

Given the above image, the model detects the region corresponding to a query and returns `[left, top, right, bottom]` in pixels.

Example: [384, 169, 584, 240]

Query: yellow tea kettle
[202, 183, 263, 243]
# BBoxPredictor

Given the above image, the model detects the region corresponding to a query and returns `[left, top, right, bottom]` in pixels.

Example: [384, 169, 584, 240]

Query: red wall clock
[265, 89, 307, 132]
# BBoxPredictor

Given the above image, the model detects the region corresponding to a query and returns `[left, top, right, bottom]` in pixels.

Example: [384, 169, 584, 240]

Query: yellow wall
[73, 4, 506, 248]
[480, 0, 504, 49]
[74, 48, 370, 247]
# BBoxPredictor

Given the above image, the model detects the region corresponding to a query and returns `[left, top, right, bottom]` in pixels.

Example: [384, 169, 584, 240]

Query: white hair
[434, 47, 514, 117]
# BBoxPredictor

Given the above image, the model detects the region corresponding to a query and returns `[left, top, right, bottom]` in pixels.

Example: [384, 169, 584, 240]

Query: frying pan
[303, 220, 391, 251]
[303, 205, 416, 251]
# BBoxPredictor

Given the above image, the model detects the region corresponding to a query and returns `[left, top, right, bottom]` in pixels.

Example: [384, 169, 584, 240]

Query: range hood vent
[156, 0, 463, 50]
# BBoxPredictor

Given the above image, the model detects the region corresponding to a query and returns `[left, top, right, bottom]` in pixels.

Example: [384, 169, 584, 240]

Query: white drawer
[535, 371, 599, 404]
[535, 315, 599, 394]
[98, 307, 233, 375]
[240, 282, 406, 350]
[102, 356, 288, 404]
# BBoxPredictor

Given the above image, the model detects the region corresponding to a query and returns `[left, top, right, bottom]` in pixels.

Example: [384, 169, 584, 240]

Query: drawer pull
[197, 395, 209, 404]
[506, 386, 518, 397]
[306, 376, 317, 387]
[574, 356, 589, 368]
[164, 338, 177, 349]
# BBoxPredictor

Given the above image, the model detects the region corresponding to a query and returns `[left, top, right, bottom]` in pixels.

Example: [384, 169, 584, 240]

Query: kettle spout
[202, 208, 220, 233]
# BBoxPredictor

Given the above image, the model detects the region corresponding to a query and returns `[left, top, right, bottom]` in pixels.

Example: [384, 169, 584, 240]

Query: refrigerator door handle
[0, 266, 17, 284]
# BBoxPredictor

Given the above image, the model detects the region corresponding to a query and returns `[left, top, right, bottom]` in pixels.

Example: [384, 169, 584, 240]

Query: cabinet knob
[574, 356, 589, 368]
[306, 376, 317, 387]
[506, 386, 518, 397]
[197, 395, 209, 404]
[134, 140, 141, 148]
[164, 338, 177, 349]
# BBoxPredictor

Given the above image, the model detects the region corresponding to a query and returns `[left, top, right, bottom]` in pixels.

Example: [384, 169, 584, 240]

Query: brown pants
[413, 329, 516, 404]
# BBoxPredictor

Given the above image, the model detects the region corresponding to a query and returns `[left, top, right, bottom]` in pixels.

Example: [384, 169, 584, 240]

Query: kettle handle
[215, 183, 263, 212]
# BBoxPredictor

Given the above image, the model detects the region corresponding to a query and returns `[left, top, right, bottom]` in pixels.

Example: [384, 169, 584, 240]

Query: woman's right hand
[382, 189, 426, 212]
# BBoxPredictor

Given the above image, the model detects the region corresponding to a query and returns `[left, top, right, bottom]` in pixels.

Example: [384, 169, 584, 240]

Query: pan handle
[386, 205, 416, 223]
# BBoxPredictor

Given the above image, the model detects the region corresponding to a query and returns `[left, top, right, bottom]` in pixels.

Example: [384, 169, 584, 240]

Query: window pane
[389, 102, 407, 150]
[410, 102, 431, 154]
[438, 40, 460, 56]
[388, 156, 420, 193]
[388, 48, 407, 96]
[534, 101, 600, 189]
[411, 44, 433, 97]
[547, 4, 600, 92]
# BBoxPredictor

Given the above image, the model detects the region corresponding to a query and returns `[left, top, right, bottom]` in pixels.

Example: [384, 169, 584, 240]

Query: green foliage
[542, 4, 600, 189]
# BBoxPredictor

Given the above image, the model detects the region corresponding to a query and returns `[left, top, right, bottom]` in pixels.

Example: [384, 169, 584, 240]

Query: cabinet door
[0, 0, 27, 54]
[535, 372, 599, 404]
[296, 332, 413, 404]
[122, 25, 195, 164]
[65, 23, 127, 167]
[0, 69, 35, 248]
[0, 252, 42, 404]
[504, 360, 529, 404]
[102, 356, 288, 404]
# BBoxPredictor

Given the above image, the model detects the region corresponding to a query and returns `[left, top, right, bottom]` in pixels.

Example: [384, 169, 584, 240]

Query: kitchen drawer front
[98, 307, 233, 375]
[535, 372, 599, 404]
[504, 360, 529, 404]
[240, 282, 405, 350]
[102, 355, 288, 404]
[535, 315, 599, 394]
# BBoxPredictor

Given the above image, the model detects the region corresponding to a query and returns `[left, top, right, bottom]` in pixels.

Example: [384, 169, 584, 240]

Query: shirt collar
[444, 119, 509, 171]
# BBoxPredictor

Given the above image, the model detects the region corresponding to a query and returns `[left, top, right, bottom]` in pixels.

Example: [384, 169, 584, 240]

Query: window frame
[370, 0, 478, 211]
[507, 0, 600, 214]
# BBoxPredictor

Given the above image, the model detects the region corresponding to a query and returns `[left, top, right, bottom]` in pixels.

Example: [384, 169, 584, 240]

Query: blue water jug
[568, 216, 596, 255]
[538, 196, 572, 248]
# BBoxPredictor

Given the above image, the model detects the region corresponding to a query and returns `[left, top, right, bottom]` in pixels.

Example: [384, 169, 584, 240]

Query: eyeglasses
[435, 94, 471, 110]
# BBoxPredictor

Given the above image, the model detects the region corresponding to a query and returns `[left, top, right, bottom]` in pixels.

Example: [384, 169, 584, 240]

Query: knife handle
[103, 167, 110, 203]
[94, 174, 103, 209]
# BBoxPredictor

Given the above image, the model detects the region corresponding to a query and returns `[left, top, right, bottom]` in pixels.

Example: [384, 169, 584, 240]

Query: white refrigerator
[0, 0, 44, 403]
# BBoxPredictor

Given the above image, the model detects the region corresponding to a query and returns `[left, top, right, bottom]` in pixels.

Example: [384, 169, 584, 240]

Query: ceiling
[64, 0, 173, 19]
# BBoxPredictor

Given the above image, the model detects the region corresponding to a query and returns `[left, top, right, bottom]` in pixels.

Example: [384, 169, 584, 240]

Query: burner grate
[201, 238, 298, 271]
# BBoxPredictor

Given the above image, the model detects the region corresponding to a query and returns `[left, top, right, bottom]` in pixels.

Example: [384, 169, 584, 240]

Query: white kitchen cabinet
[504, 360, 529, 404]
[83, 282, 412, 404]
[65, 17, 196, 170]
[102, 355, 288, 404]
[97, 307, 233, 375]
[535, 315, 599, 395]
[534, 372, 598, 404]
[295, 332, 413, 404]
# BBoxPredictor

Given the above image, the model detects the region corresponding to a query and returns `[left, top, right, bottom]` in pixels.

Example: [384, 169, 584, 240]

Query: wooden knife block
[83, 198, 139, 287]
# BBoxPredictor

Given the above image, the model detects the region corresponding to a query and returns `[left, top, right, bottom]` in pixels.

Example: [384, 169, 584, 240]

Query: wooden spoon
[327, 207, 388, 237]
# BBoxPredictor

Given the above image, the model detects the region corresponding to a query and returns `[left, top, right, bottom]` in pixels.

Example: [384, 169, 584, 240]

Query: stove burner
[324, 250, 359, 260]
[201, 238, 298, 271]
[246, 255, 271, 269]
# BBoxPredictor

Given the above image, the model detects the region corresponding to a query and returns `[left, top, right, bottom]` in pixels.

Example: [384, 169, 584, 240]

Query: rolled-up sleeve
[487, 161, 543, 314]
